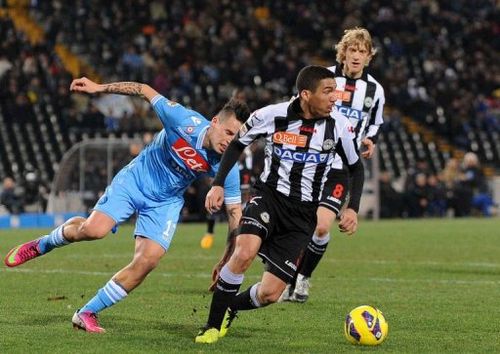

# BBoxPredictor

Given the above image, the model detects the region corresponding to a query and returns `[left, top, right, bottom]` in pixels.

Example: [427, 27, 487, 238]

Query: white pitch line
[64, 253, 219, 261]
[1, 267, 499, 286]
[56, 253, 500, 269]
[0, 267, 216, 278]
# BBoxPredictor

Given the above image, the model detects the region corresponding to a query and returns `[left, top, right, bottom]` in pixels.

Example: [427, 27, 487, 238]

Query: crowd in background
[0, 0, 498, 218]
[379, 152, 496, 218]
[25, 0, 499, 141]
[1, 147, 495, 218]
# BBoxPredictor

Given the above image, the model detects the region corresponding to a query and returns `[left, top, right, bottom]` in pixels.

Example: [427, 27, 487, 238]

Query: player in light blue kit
[4, 77, 250, 333]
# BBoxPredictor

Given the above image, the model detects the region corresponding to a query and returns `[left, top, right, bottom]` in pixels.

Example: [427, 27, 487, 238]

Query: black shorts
[239, 184, 317, 282]
[318, 167, 349, 214]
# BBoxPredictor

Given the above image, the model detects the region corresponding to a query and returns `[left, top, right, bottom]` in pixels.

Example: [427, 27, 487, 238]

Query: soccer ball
[344, 305, 388, 345]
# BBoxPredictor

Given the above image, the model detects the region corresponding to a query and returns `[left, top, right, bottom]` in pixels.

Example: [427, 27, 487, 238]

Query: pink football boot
[72, 310, 106, 333]
[4, 239, 42, 267]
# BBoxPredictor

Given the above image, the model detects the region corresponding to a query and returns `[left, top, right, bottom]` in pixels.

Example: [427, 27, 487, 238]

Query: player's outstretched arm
[70, 77, 159, 103]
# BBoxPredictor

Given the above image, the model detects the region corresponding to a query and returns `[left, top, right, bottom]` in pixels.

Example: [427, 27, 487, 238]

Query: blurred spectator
[121, 45, 144, 82]
[406, 172, 429, 217]
[128, 142, 143, 159]
[405, 158, 430, 191]
[426, 174, 447, 217]
[379, 171, 404, 218]
[439, 158, 461, 215]
[0, 177, 25, 214]
[21, 167, 50, 212]
[0, 53, 13, 79]
[460, 152, 495, 217]
[81, 102, 106, 130]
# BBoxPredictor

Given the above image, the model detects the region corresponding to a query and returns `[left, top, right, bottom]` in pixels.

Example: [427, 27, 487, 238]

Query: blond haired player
[284, 27, 385, 303]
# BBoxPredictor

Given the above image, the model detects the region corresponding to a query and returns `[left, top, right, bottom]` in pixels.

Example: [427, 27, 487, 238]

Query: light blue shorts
[93, 169, 183, 251]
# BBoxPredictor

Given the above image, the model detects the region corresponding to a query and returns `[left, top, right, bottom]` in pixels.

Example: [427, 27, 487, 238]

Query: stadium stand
[0, 1, 498, 218]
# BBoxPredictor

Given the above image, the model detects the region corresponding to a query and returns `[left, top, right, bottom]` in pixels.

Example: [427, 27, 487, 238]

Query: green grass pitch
[1, 218, 499, 353]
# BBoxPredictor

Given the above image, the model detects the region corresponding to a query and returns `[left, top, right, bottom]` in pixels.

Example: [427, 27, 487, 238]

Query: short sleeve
[237, 109, 269, 146]
[223, 164, 242, 205]
[151, 95, 192, 130]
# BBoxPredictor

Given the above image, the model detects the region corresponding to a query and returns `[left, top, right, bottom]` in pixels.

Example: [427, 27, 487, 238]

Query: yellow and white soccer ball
[344, 305, 388, 345]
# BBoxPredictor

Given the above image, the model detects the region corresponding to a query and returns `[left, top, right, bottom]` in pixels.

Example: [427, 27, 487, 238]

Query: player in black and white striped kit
[285, 27, 386, 303]
[196, 65, 365, 343]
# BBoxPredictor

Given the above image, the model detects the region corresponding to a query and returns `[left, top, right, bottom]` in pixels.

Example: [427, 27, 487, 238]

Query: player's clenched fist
[339, 208, 358, 235]
[70, 77, 102, 94]
[205, 186, 224, 214]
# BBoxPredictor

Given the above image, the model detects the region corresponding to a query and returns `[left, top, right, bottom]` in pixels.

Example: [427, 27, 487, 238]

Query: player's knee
[65, 216, 87, 226]
[78, 220, 108, 240]
[316, 206, 336, 236]
[131, 254, 160, 274]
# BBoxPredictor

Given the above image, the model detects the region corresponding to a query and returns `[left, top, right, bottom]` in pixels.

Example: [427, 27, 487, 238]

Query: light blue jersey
[94, 95, 241, 250]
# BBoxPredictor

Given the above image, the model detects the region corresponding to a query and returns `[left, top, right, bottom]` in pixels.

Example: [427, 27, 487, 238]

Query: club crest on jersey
[190, 116, 202, 125]
[172, 138, 209, 172]
[273, 146, 328, 164]
[167, 100, 179, 107]
[273, 132, 307, 147]
[337, 105, 363, 121]
[260, 212, 270, 223]
[334, 90, 351, 102]
[322, 139, 334, 151]
[364, 97, 373, 108]
[184, 126, 195, 134]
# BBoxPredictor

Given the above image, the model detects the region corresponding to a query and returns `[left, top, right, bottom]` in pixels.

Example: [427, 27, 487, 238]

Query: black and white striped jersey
[237, 98, 360, 203]
[328, 65, 385, 168]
